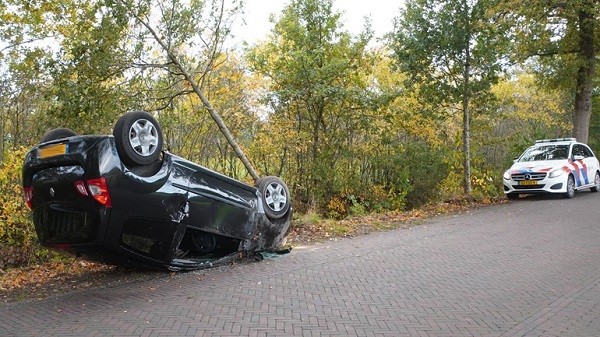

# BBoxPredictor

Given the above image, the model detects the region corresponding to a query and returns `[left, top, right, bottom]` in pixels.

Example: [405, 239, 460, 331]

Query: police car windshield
[518, 144, 569, 162]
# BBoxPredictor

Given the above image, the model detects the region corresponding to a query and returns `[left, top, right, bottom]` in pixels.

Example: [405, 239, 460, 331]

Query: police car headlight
[503, 171, 511, 180]
[549, 168, 565, 178]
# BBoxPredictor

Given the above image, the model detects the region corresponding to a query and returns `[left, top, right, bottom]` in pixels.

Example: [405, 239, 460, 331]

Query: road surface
[1, 192, 599, 336]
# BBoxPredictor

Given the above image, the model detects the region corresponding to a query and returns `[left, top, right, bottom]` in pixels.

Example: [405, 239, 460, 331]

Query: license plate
[38, 144, 67, 159]
[519, 180, 538, 186]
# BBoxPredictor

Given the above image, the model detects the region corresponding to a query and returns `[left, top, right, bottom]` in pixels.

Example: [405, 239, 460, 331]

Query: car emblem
[49, 187, 55, 197]
[524, 174, 531, 180]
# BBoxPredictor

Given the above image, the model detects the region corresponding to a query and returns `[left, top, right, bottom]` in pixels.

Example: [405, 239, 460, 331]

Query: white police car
[503, 138, 600, 199]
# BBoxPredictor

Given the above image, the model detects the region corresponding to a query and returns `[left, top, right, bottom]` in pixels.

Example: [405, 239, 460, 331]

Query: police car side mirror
[573, 155, 585, 161]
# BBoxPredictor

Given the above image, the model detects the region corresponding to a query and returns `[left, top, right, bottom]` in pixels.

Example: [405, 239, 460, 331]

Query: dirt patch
[0, 260, 163, 303]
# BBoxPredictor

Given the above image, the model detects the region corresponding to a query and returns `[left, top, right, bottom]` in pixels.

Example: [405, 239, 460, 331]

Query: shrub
[0, 147, 43, 268]
[403, 142, 449, 209]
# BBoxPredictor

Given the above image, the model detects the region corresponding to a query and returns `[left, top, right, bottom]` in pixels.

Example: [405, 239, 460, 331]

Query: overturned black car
[22, 111, 292, 271]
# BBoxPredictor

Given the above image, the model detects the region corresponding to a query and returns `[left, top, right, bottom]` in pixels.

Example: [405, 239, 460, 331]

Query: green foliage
[389, 0, 507, 104]
[470, 168, 501, 198]
[403, 142, 449, 208]
[485, 73, 571, 166]
[246, 0, 376, 208]
[326, 195, 349, 220]
[0, 147, 32, 245]
[588, 92, 600, 154]
[294, 209, 322, 227]
[0, 147, 38, 268]
[157, 53, 258, 183]
[43, 0, 134, 134]
[499, 0, 599, 142]
[388, 0, 510, 197]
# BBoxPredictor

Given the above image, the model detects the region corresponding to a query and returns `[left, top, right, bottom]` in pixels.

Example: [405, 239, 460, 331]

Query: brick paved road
[2, 193, 600, 337]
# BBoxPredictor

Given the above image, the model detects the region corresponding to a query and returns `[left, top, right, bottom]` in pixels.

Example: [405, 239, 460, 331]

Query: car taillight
[23, 187, 33, 209]
[74, 181, 88, 196]
[86, 177, 112, 208]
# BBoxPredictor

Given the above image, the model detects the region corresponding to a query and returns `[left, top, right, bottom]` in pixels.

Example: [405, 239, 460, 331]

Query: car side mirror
[573, 155, 585, 161]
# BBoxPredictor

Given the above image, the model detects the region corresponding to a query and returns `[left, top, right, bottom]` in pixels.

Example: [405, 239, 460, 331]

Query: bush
[0, 147, 44, 268]
[402, 142, 449, 209]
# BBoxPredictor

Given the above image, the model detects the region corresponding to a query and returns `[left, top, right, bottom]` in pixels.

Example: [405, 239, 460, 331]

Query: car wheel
[591, 172, 600, 192]
[40, 128, 77, 143]
[113, 111, 163, 166]
[506, 193, 519, 200]
[256, 176, 291, 220]
[564, 175, 575, 198]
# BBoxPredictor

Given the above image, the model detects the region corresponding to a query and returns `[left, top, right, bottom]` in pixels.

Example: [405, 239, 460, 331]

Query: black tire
[590, 172, 600, 193]
[113, 111, 163, 166]
[564, 175, 575, 198]
[256, 176, 291, 220]
[40, 128, 77, 143]
[506, 193, 519, 200]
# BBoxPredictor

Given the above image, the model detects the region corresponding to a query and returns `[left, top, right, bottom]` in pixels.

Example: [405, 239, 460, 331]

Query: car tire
[40, 128, 77, 143]
[564, 175, 575, 198]
[256, 176, 291, 220]
[591, 172, 600, 192]
[506, 193, 519, 200]
[113, 111, 163, 166]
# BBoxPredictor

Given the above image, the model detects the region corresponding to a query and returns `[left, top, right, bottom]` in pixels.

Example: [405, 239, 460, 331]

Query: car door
[185, 166, 258, 239]
[580, 144, 599, 185]
[570, 144, 587, 186]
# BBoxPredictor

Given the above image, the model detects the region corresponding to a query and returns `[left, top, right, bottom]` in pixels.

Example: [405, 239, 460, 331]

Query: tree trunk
[572, 4, 595, 143]
[463, 30, 472, 198]
[463, 92, 471, 198]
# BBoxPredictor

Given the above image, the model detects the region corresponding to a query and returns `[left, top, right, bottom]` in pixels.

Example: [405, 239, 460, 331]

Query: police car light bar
[535, 138, 577, 143]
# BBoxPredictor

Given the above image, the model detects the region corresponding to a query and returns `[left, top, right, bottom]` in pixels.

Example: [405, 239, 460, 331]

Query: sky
[232, 0, 405, 45]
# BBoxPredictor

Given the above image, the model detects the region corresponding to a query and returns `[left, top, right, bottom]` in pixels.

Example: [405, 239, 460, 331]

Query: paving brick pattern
[2, 193, 600, 336]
